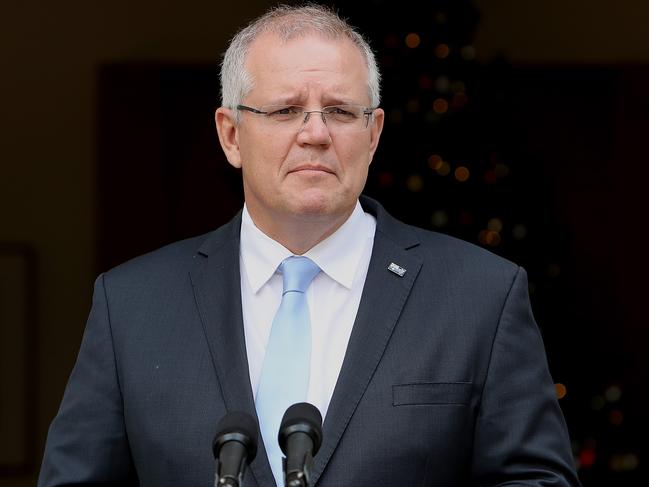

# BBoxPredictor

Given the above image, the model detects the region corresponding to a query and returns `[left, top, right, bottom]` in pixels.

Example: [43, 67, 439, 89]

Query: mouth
[288, 164, 335, 175]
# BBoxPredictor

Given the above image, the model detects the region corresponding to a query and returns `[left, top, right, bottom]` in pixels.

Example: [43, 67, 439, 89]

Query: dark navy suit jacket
[39, 197, 581, 486]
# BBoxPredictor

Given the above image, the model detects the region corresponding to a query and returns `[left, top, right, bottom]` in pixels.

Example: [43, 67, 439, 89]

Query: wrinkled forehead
[244, 32, 369, 100]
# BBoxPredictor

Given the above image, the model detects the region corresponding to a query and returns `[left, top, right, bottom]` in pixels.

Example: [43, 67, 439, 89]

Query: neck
[245, 205, 355, 255]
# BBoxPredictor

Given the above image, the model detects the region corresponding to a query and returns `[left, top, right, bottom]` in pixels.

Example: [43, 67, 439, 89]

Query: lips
[289, 164, 335, 174]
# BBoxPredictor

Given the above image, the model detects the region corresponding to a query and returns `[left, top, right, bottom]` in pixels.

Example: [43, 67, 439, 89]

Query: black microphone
[212, 411, 259, 487]
[278, 403, 323, 487]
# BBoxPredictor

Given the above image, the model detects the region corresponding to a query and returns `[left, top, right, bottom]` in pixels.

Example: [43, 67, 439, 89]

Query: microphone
[212, 411, 259, 487]
[278, 403, 323, 487]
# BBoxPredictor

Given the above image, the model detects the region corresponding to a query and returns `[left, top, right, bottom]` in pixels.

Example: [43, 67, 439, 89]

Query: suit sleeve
[38, 274, 137, 486]
[471, 267, 581, 486]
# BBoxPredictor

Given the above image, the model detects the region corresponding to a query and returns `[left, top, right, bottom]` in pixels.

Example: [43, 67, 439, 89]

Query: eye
[266, 106, 302, 120]
[329, 106, 354, 115]
[325, 105, 360, 122]
[276, 107, 295, 115]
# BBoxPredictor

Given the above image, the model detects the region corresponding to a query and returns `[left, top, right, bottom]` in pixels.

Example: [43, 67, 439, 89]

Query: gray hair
[220, 3, 381, 116]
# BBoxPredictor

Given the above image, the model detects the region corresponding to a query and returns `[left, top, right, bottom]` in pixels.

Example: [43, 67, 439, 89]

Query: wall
[0, 2, 274, 485]
[474, 0, 649, 64]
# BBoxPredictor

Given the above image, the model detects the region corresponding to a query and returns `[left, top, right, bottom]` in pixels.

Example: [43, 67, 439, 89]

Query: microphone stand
[214, 462, 241, 487]
[282, 449, 315, 487]
[214, 445, 246, 487]
[215, 478, 238, 487]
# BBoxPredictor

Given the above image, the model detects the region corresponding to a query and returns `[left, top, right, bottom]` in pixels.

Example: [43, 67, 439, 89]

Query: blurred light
[459, 210, 473, 226]
[451, 80, 466, 93]
[451, 92, 468, 109]
[418, 75, 433, 90]
[435, 12, 448, 24]
[428, 154, 443, 171]
[461, 45, 476, 60]
[555, 383, 567, 400]
[405, 33, 421, 48]
[605, 385, 622, 403]
[407, 98, 420, 113]
[528, 282, 536, 295]
[484, 169, 497, 184]
[454, 166, 470, 182]
[436, 160, 451, 176]
[591, 395, 606, 411]
[406, 174, 424, 192]
[378, 171, 393, 187]
[547, 264, 561, 278]
[495, 163, 509, 178]
[434, 43, 450, 59]
[487, 218, 503, 233]
[389, 109, 403, 124]
[609, 409, 624, 426]
[431, 210, 448, 228]
[486, 231, 501, 246]
[579, 448, 596, 469]
[433, 98, 448, 114]
[478, 230, 501, 247]
[435, 76, 450, 93]
[512, 224, 527, 240]
[425, 110, 442, 124]
[609, 453, 639, 472]
[385, 34, 400, 49]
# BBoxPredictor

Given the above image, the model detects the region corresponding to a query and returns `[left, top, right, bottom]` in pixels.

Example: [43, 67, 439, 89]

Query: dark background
[2, 1, 648, 486]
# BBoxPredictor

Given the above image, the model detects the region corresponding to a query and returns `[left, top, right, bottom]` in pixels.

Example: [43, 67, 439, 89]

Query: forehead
[244, 32, 369, 102]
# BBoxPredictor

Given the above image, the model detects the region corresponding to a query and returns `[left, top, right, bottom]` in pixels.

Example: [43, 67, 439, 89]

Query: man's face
[216, 32, 384, 233]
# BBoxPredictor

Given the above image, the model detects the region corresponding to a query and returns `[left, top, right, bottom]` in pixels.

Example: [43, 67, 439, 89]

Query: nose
[296, 111, 332, 147]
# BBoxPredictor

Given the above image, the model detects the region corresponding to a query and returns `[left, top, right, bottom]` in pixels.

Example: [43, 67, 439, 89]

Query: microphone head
[278, 402, 323, 456]
[213, 411, 259, 462]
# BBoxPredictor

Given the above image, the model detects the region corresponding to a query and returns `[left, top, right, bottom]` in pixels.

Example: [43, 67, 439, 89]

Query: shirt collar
[240, 201, 373, 293]
[240, 206, 292, 294]
[303, 201, 371, 289]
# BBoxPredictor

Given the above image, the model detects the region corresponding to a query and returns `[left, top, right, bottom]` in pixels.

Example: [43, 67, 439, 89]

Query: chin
[289, 192, 355, 222]
[289, 192, 336, 216]
[292, 199, 331, 217]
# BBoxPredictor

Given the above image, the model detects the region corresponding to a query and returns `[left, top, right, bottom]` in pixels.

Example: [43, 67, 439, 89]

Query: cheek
[333, 135, 372, 174]
[239, 130, 292, 174]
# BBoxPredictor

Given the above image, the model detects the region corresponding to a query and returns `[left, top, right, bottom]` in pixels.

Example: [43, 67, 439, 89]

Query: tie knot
[280, 256, 320, 294]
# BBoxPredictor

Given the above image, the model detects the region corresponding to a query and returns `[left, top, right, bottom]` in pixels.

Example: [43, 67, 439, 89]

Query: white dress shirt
[239, 201, 376, 419]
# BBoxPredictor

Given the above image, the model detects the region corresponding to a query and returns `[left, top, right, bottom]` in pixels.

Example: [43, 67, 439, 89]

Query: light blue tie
[256, 256, 320, 486]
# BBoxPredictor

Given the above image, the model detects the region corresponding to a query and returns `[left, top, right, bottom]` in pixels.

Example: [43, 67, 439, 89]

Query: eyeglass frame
[236, 104, 377, 129]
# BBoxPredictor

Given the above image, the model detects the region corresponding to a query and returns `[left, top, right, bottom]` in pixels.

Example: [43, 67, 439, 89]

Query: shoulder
[361, 196, 522, 299]
[109, 233, 207, 272]
[401, 226, 522, 300]
[102, 212, 241, 289]
[410, 226, 517, 276]
[363, 195, 519, 277]
[100, 233, 209, 293]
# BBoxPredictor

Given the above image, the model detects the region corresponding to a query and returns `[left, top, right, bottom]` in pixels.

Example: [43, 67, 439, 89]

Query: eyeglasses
[236, 104, 376, 130]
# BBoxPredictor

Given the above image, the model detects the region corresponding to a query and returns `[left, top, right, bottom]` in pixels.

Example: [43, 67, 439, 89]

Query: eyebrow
[263, 87, 360, 106]
[262, 90, 308, 106]
[322, 96, 357, 106]
[265, 96, 361, 106]
[268, 96, 303, 106]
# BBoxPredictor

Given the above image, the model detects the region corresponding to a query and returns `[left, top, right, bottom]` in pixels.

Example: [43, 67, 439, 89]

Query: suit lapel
[310, 198, 423, 485]
[188, 215, 273, 487]
[188, 199, 422, 486]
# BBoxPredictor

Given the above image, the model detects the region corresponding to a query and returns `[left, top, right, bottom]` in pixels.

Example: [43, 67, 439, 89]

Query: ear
[215, 107, 242, 168]
[367, 108, 384, 164]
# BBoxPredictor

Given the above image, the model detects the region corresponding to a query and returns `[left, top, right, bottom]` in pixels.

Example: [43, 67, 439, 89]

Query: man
[40, 5, 581, 486]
